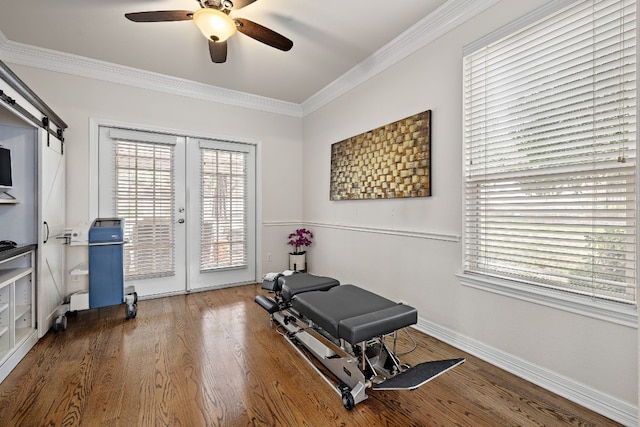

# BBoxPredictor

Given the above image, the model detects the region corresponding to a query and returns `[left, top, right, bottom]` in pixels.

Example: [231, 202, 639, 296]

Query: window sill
[456, 272, 638, 328]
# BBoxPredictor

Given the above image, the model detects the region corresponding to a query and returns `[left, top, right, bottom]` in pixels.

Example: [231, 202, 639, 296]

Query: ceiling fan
[125, 0, 293, 63]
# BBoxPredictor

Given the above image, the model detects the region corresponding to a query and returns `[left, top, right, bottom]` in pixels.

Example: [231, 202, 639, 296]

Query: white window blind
[463, 0, 637, 304]
[200, 146, 248, 271]
[113, 140, 175, 279]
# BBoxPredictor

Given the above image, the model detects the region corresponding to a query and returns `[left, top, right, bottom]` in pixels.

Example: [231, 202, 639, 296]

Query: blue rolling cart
[53, 218, 137, 331]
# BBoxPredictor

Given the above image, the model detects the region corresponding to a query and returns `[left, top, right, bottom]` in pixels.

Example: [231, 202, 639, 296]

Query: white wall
[4, 63, 304, 288]
[302, 0, 637, 423]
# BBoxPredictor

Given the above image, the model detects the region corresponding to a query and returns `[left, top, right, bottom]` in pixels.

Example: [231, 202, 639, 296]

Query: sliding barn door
[37, 130, 66, 337]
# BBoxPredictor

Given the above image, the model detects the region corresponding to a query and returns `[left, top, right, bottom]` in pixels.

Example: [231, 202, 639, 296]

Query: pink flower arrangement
[288, 228, 313, 254]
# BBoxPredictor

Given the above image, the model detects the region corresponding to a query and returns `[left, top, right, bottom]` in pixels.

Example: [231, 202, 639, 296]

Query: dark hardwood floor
[0, 283, 623, 426]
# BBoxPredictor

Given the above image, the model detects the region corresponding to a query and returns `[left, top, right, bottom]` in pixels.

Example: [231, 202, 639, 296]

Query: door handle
[43, 221, 50, 243]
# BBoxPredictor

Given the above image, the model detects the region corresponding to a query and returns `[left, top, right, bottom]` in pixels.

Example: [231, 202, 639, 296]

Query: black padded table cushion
[291, 284, 417, 345]
[278, 273, 340, 301]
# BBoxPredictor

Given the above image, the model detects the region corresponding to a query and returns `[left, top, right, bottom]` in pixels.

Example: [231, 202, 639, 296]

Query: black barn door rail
[0, 60, 67, 150]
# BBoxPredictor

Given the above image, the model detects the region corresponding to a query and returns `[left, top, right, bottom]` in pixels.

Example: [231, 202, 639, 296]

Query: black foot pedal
[373, 358, 465, 390]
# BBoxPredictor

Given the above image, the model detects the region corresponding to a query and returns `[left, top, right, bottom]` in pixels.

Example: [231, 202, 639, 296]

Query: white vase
[289, 253, 306, 271]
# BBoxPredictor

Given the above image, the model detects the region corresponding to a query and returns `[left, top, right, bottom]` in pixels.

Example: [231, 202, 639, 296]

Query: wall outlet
[267, 252, 272, 262]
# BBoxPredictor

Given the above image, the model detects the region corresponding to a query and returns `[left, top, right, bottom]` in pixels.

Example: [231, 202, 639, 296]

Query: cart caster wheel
[53, 315, 67, 332]
[341, 390, 355, 410]
[125, 304, 137, 319]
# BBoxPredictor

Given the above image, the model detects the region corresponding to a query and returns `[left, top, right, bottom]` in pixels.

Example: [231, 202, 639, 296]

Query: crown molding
[300, 0, 500, 116]
[0, 39, 304, 118]
[0, 0, 497, 118]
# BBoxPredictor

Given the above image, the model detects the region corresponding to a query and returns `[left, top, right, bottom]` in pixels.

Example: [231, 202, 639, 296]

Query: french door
[187, 139, 256, 290]
[97, 126, 256, 297]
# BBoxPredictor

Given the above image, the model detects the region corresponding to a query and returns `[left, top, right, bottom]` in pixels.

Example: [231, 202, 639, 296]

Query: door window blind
[200, 147, 248, 271]
[113, 140, 176, 279]
[463, 0, 637, 303]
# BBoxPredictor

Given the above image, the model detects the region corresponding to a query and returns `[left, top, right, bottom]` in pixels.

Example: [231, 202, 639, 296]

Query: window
[113, 139, 176, 280]
[200, 146, 248, 271]
[462, 0, 637, 307]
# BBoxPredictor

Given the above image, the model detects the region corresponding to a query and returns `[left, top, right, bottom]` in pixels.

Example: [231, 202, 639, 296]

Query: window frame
[459, 0, 638, 327]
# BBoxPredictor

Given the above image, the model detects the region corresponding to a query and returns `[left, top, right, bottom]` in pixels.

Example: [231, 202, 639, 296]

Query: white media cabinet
[0, 246, 36, 381]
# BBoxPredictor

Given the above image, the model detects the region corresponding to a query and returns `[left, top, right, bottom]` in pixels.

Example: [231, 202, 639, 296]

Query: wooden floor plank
[0, 283, 624, 426]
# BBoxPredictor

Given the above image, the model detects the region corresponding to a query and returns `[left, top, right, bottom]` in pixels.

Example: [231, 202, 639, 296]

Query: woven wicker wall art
[330, 110, 431, 200]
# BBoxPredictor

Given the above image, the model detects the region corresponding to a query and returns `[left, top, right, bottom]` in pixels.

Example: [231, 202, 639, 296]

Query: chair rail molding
[304, 221, 460, 243]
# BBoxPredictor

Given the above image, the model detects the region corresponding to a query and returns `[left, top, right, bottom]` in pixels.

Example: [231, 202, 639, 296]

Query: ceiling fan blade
[125, 11, 193, 23]
[235, 18, 293, 51]
[209, 40, 228, 63]
[226, 0, 258, 10]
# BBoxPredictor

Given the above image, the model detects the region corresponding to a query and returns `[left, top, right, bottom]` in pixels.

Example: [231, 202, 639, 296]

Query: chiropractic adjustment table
[255, 273, 464, 409]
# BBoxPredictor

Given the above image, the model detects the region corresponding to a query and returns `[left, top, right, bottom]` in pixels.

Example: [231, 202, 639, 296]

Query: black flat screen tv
[0, 147, 12, 190]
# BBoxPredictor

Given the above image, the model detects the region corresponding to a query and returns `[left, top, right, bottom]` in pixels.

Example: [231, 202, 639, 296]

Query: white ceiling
[0, 0, 451, 105]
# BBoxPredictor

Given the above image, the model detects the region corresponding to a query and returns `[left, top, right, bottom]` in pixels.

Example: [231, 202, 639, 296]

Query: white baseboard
[415, 318, 638, 427]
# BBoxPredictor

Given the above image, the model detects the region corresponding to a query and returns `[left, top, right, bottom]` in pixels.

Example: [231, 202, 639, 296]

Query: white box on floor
[69, 290, 89, 311]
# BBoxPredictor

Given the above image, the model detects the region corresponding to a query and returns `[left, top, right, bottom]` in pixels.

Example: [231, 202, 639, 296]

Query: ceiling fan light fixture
[193, 8, 237, 42]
